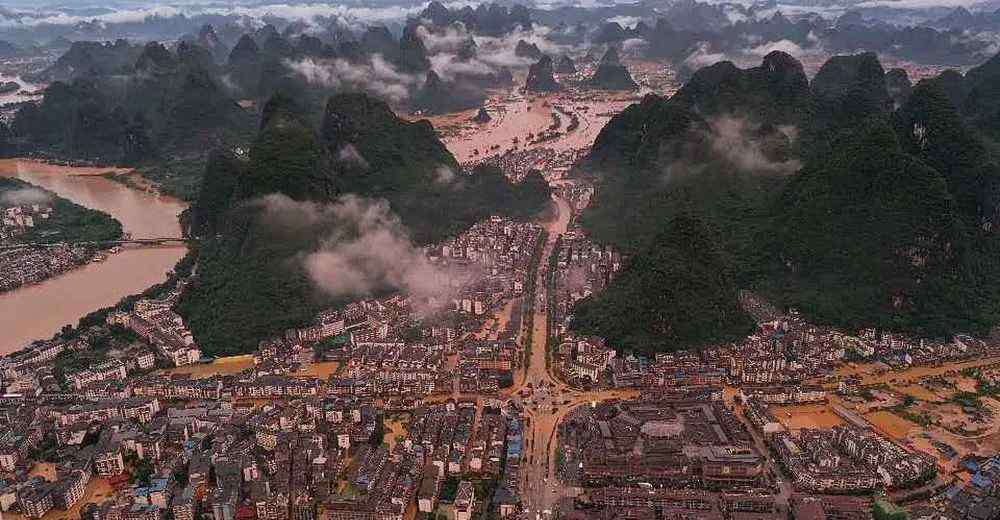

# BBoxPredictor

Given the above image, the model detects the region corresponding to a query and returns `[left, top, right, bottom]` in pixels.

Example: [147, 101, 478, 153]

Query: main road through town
[502, 192, 638, 517]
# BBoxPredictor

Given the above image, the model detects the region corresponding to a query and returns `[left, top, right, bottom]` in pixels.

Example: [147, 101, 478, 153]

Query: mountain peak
[525, 55, 561, 92]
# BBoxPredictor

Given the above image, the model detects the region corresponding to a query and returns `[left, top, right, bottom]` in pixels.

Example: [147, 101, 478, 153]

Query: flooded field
[159, 354, 256, 379]
[771, 403, 846, 430]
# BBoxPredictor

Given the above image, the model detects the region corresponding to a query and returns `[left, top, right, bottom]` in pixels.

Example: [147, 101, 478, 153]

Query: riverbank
[0, 158, 188, 354]
[1, 176, 125, 293]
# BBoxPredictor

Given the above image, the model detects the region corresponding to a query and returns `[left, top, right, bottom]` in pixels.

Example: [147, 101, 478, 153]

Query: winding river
[0, 159, 188, 354]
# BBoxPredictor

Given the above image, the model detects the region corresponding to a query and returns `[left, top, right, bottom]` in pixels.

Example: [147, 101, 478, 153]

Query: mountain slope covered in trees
[179, 93, 552, 355]
[571, 50, 1000, 353]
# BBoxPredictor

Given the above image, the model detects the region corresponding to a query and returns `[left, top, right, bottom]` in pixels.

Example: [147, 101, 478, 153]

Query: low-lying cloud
[1, 187, 52, 206]
[337, 144, 370, 171]
[473, 25, 578, 69]
[749, 39, 807, 57]
[252, 194, 457, 311]
[706, 116, 801, 175]
[432, 165, 465, 189]
[0, 3, 426, 30]
[683, 41, 730, 70]
[659, 115, 801, 184]
[286, 54, 421, 103]
[606, 16, 641, 29]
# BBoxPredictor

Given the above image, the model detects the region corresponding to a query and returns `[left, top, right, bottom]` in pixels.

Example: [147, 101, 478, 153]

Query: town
[1, 186, 122, 293]
[2, 15, 1000, 520]
[2, 153, 1000, 520]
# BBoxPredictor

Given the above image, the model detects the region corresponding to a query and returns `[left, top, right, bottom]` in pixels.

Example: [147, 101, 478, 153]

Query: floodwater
[0, 73, 42, 105]
[436, 90, 633, 164]
[0, 159, 188, 354]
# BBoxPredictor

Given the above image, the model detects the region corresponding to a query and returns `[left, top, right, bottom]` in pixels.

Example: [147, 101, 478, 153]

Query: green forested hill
[571, 50, 1000, 353]
[572, 214, 755, 353]
[13, 42, 255, 167]
[179, 93, 552, 355]
[0, 178, 123, 243]
[768, 118, 964, 335]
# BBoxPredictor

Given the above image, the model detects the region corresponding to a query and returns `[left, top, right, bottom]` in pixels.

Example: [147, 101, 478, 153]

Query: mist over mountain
[5, 0, 1000, 357]
[0, 5, 558, 198]
[8, 40, 254, 171]
[525, 55, 561, 92]
[179, 92, 552, 355]
[572, 49, 1000, 352]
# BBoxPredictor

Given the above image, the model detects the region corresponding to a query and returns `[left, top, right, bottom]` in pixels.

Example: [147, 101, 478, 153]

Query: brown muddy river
[0, 159, 187, 354]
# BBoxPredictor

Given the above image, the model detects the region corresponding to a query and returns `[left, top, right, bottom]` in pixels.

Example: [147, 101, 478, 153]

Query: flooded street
[0, 159, 188, 354]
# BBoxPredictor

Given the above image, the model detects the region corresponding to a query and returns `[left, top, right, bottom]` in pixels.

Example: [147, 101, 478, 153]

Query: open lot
[159, 354, 255, 379]
[770, 403, 845, 430]
[865, 410, 917, 440]
[896, 384, 944, 402]
[296, 361, 342, 379]
[5, 475, 115, 520]
[836, 356, 1000, 386]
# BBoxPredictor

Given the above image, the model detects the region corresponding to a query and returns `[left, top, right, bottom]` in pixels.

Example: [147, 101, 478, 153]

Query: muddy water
[0, 159, 187, 354]
[0, 73, 42, 105]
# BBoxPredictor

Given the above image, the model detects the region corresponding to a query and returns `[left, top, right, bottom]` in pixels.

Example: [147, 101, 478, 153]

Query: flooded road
[0, 159, 188, 354]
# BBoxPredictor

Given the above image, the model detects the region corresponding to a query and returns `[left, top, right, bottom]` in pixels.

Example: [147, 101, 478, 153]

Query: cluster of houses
[574, 307, 1000, 392]
[0, 374, 530, 520]
[576, 486, 791, 520]
[0, 245, 95, 292]
[462, 146, 577, 183]
[761, 422, 936, 494]
[548, 229, 621, 342]
[559, 395, 765, 489]
[0, 202, 107, 292]
[425, 217, 542, 317]
[949, 455, 1000, 520]
[333, 340, 447, 399]
[1, 203, 49, 239]
[741, 392, 937, 495]
[107, 293, 201, 368]
[556, 336, 616, 385]
[572, 486, 882, 520]
[553, 184, 594, 214]
[457, 340, 519, 393]
[2, 327, 161, 399]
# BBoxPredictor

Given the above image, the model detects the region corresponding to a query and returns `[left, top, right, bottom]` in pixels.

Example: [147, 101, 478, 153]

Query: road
[499, 192, 638, 517]
[724, 387, 794, 511]
[432, 102, 641, 515]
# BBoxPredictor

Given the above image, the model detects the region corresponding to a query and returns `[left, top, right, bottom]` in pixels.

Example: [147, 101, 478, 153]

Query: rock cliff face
[515, 40, 543, 60]
[417, 1, 532, 35]
[555, 55, 577, 74]
[587, 46, 638, 90]
[412, 71, 485, 115]
[473, 107, 492, 123]
[525, 55, 561, 92]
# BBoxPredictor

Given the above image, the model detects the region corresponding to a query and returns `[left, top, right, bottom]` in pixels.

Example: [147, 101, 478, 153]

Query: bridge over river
[0, 237, 196, 252]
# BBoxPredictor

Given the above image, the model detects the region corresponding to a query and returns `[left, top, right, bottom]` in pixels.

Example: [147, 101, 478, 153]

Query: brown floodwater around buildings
[0, 159, 188, 355]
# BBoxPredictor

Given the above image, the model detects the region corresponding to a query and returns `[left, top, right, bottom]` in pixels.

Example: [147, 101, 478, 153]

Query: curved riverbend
[0, 159, 188, 354]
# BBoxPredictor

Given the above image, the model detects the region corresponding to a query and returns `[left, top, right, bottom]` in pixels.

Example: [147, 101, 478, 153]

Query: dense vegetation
[0, 177, 123, 243]
[179, 93, 552, 355]
[571, 49, 1000, 353]
[4, 41, 256, 201]
[573, 214, 754, 353]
